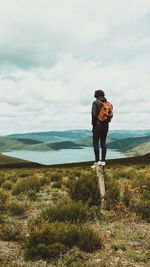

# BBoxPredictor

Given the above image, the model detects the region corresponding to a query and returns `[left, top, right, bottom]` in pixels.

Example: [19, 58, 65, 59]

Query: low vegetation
[40, 201, 97, 223]
[0, 163, 149, 266]
[25, 222, 102, 260]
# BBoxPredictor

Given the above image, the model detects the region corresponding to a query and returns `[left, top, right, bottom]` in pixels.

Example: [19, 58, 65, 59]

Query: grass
[40, 201, 97, 223]
[8, 200, 28, 216]
[0, 223, 22, 241]
[65, 170, 100, 205]
[0, 164, 149, 266]
[25, 222, 102, 260]
[0, 153, 30, 165]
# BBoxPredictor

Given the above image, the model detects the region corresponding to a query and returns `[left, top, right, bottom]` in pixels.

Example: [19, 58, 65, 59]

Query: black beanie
[94, 90, 105, 98]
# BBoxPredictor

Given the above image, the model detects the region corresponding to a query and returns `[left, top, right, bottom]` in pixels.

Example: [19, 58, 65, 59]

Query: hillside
[6, 129, 150, 142]
[6, 130, 92, 142]
[0, 137, 85, 153]
[0, 154, 25, 164]
[0, 137, 54, 152]
[0, 154, 46, 168]
[0, 130, 150, 156]
[49, 141, 85, 149]
[108, 129, 150, 141]
[125, 142, 150, 156]
[107, 135, 150, 154]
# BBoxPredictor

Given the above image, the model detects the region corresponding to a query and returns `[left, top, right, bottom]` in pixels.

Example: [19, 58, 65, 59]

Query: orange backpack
[97, 101, 113, 122]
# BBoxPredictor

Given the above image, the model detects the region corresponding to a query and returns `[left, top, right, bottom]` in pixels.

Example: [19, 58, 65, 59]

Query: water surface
[3, 147, 126, 165]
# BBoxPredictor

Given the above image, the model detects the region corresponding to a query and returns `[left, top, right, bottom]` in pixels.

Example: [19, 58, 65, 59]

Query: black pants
[93, 122, 109, 162]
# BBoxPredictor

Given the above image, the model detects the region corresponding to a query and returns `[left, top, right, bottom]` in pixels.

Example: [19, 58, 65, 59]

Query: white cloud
[0, 0, 150, 134]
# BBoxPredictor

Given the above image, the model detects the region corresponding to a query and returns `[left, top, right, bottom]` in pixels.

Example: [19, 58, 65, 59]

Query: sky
[0, 0, 150, 135]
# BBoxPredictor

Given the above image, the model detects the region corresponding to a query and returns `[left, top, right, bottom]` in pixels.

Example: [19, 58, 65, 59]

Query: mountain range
[0, 129, 150, 156]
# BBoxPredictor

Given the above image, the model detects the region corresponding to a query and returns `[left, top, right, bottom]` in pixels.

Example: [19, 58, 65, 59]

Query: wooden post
[96, 166, 105, 202]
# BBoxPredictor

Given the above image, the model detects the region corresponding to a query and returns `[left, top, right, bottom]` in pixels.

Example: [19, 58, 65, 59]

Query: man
[91, 90, 109, 168]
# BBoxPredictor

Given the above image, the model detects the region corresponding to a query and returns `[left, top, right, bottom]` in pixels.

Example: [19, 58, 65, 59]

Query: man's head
[94, 90, 105, 98]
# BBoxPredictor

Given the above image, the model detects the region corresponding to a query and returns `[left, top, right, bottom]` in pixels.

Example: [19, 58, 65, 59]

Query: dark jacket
[91, 97, 107, 127]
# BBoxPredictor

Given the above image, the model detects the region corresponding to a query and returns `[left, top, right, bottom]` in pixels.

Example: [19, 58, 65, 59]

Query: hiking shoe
[91, 161, 106, 169]
[97, 161, 106, 166]
[91, 162, 98, 169]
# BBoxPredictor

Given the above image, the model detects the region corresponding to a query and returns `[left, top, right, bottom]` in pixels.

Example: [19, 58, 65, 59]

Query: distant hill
[14, 138, 43, 145]
[0, 129, 150, 156]
[107, 129, 150, 141]
[125, 142, 150, 156]
[0, 137, 85, 152]
[107, 136, 150, 154]
[6, 130, 92, 143]
[0, 137, 54, 152]
[0, 153, 32, 165]
[6, 129, 150, 143]
[49, 141, 85, 150]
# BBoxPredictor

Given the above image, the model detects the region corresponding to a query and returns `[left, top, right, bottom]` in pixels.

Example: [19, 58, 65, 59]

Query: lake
[3, 147, 126, 165]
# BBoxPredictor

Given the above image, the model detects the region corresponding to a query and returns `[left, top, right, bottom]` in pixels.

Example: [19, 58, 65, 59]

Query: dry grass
[0, 164, 150, 266]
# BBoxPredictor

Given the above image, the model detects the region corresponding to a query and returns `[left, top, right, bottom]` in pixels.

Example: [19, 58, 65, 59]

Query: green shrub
[128, 251, 149, 262]
[111, 243, 126, 252]
[112, 167, 137, 180]
[41, 202, 95, 223]
[40, 176, 51, 186]
[12, 176, 42, 195]
[0, 175, 5, 186]
[49, 190, 67, 202]
[78, 228, 102, 252]
[0, 224, 22, 241]
[25, 222, 102, 260]
[51, 172, 62, 182]
[54, 247, 89, 267]
[105, 177, 120, 210]
[122, 184, 134, 207]
[68, 169, 81, 178]
[0, 213, 5, 224]
[51, 181, 62, 189]
[27, 190, 37, 201]
[7, 175, 18, 183]
[2, 180, 13, 190]
[27, 242, 66, 259]
[0, 189, 8, 210]
[18, 170, 32, 178]
[8, 201, 27, 216]
[134, 192, 150, 222]
[132, 172, 150, 193]
[66, 173, 100, 205]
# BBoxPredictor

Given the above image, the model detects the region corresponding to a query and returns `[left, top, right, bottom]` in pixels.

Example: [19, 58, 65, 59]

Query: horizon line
[1, 128, 150, 136]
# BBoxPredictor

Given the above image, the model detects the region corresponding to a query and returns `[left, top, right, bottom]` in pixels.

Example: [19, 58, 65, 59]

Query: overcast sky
[0, 0, 150, 135]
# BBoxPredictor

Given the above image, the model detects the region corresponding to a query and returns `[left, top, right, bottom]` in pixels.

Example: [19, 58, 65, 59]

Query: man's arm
[91, 101, 98, 128]
[91, 101, 103, 128]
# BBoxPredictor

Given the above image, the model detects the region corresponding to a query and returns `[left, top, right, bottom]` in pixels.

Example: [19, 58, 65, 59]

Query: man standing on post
[91, 90, 112, 168]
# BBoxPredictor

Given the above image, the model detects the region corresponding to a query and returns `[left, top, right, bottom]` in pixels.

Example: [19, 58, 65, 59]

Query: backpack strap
[97, 100, 105, 105]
